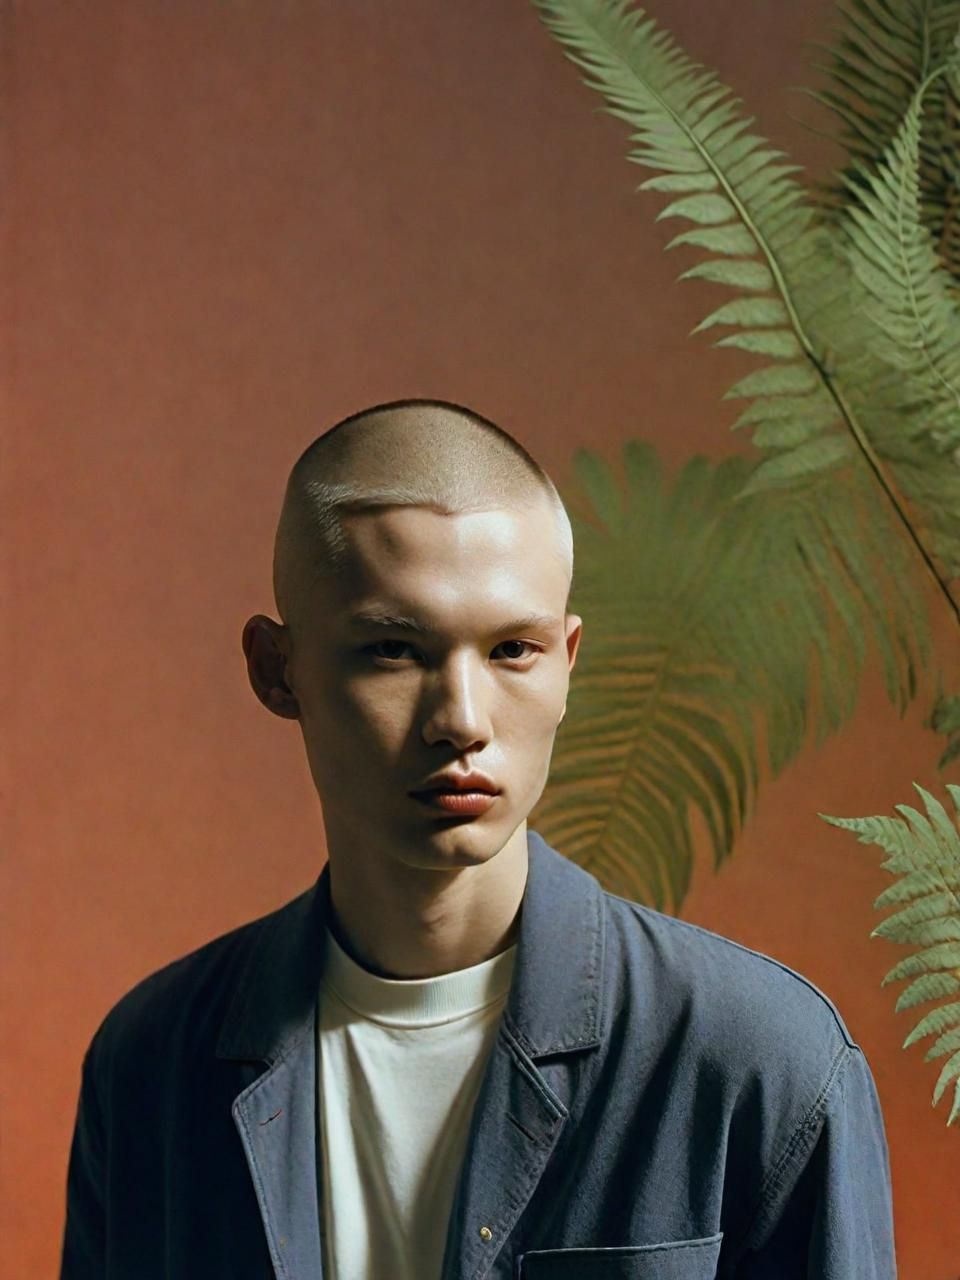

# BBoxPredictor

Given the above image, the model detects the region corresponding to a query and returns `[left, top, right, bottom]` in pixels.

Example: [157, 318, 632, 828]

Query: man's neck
[325, 825, 528, 980]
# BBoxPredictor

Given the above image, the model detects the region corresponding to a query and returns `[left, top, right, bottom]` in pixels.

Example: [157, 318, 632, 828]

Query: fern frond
[805, 0, 960, 285]
[832, 57, 960, 578]
[530, 0, 855, 487]
[534, 444, 760, 911]
[531, 0, 820, 404]
[842, 66, 960, 402]
[820, 781, 960, 1125]
[533, 443, 929, 911]
[739, 57, 960, 601]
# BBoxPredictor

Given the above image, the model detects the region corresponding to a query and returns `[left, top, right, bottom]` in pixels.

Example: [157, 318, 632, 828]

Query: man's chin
[396, 822, 512, 870]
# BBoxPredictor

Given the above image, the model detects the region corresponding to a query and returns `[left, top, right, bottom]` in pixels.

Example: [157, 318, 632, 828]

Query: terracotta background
[3, 0, 959, 1274]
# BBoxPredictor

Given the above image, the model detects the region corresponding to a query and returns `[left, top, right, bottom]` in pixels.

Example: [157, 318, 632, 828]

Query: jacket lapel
[230, 1042, 324, 1278]
[217, 876, 329, 1278]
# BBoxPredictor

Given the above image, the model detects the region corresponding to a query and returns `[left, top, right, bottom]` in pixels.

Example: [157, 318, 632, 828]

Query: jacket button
[479, 1226, 493, 1241]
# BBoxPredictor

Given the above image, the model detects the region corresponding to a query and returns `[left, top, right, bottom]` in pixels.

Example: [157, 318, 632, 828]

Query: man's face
[282, 501, 581, 871]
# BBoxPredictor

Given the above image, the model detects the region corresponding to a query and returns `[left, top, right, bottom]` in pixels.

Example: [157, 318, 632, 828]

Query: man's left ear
[565, 614, 583, 670]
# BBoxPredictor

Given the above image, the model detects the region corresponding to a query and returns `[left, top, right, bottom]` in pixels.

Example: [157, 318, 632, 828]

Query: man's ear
[565, 614, 583, 673]
[241, 614, 301, 720]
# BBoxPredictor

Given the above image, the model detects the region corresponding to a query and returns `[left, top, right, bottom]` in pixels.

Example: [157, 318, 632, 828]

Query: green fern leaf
[692, 297, 789, 331]
[804, 0, 960, 284]
[895, 970, 960, 1011]
[667, 225, 757, 256]
[833, 55, 960, 576]
[570, 446, 627, 539]
[882, 940, 960, 981]
[714, 330, 804, 358]
[534, 444, 760, 909]
[736, 436, 855, 496]
[934, 1049, 960, 1113]
[840, 67, 960, 414]
[926, 1023, 960, 1060]
[658, 193, 737, 224]
[528, 0, 844, 454]
[876, 868, 960, 909]
[750, 418, 830, 449]
[640, 172, 718, 193]
[903, 999, 960, 1046]
[731, 392, 837, 429]
[879, 914, 960, 945]
[724, 363, 822, 399]
[820, 780, 960, 1124]
[679, 260, 774, 290]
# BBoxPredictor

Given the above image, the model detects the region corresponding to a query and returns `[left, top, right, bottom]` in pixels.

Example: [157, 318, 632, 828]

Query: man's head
[242, 398, 582, 874]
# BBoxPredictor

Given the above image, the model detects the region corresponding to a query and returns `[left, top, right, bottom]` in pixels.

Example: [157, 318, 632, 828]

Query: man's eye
[368, 640, 414, 661]
[497, 640, 537, 661]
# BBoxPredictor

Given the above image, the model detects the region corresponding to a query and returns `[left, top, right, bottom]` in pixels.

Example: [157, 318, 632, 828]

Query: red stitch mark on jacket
[259, 1108, 283, 1126]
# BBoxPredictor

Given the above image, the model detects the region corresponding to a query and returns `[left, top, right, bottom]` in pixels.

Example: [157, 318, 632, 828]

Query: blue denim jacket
[61, 828, 896, 1278]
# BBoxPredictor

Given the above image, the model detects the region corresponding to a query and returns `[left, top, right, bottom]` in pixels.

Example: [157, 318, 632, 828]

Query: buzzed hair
[272, 398, 574, 638]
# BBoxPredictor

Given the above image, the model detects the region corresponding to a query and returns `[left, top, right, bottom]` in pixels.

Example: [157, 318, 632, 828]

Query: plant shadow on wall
[525, 0, 960, 1128]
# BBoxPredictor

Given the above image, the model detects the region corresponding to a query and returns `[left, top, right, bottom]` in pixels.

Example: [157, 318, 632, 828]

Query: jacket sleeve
[734, 1044, 897, 1278]
[60, 1032, 108, 1278]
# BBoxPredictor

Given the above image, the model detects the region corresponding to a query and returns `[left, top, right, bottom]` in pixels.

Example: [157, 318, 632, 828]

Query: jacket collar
[216, 827, 606, 1064]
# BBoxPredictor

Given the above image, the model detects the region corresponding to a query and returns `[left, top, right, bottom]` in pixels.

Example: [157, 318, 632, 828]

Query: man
[61, 399, 896, 1278]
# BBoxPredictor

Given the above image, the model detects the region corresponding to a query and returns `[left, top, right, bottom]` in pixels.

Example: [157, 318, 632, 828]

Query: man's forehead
[332, 502, 554, 570]
[302, 501, 569, 628]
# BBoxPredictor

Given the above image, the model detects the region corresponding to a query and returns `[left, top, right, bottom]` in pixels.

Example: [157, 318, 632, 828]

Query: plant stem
[808, 347, 960, 631]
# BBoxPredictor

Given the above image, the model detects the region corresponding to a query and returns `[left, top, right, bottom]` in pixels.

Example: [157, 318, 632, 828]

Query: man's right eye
[366, 640, 415, 662]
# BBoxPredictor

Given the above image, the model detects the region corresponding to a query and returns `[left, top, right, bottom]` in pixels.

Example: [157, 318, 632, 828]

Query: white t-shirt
[317, 922, 517, 1280]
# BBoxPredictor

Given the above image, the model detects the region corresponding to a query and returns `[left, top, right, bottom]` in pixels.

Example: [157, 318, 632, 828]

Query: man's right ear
[241, 615, 301, 720]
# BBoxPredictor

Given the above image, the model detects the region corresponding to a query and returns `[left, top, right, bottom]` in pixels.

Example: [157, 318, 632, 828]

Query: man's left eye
[498, 640, 534, 660]
[370, 640, 412, 660]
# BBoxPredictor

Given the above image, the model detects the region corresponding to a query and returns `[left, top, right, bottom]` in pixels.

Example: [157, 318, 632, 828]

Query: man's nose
[420, 653, 493, 749]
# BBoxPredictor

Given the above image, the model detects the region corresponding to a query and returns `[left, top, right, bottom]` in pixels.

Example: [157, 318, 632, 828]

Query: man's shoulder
[88, 883, 313, 1066]
[601, 888, 858, 1068]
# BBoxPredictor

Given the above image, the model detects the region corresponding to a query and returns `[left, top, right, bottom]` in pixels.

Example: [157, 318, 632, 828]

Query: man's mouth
[410, 789, 498, 816]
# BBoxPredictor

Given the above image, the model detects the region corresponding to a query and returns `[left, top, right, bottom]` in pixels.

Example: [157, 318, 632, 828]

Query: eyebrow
[346, 609, 562, 636]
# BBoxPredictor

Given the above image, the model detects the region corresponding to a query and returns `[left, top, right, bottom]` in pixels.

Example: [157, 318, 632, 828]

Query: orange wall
[3, 2, 958, 1274]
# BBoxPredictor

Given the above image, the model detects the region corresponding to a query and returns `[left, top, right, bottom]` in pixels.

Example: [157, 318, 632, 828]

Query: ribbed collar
[320, 919, 517, 1027]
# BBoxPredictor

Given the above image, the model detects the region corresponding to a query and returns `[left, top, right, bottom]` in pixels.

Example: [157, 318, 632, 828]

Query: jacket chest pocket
[518, 1233, 723, 1278]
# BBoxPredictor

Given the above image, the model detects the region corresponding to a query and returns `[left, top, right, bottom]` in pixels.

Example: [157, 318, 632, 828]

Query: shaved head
[272, 399, 574, 640]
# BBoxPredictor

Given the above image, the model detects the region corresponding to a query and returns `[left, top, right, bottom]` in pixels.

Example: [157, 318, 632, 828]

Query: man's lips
[412, 770, 499, 794]
[410, 789, 499, 815]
